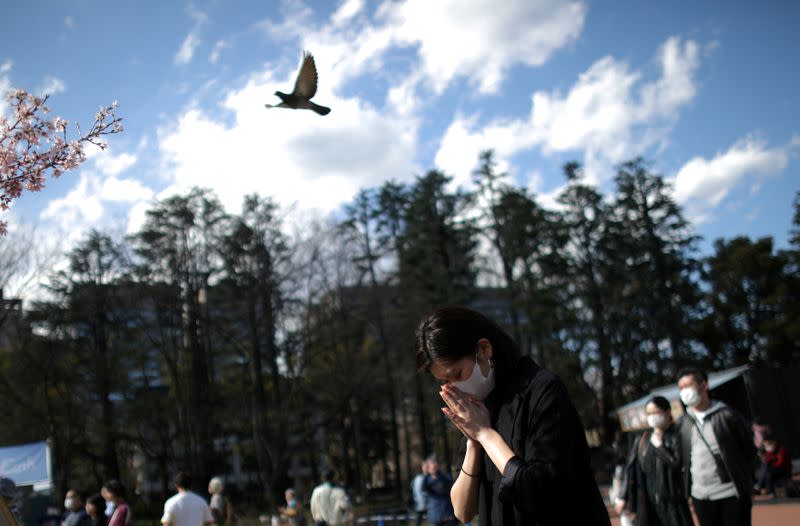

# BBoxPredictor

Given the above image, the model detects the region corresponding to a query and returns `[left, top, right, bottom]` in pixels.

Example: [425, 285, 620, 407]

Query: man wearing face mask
[676, 367, 755, 526]
[62, 490, 91, 526]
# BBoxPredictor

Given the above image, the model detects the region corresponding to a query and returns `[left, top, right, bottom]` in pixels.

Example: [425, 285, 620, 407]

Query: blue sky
[1, 0, 798, 258]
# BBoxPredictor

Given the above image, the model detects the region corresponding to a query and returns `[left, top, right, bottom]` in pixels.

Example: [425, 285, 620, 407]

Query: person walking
[85, 494, 108, 526]
[62, 490, 91, 526]
[415, 306, 610, 526]
[207, 478, 232, 526]
[410, 459, 428, 526]
[676, 367, 755, 526]
[278, 488, 306, 526]
[100, 486, 115, 520]
[102, 480, 130, 526]
[423, 456, 457, 526]
[161, 473, 214, 526]
[309, 470, 351, 526]
[617, 396, 693, 526]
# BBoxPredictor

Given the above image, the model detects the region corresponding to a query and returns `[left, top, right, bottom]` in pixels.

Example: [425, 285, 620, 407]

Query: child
[755, 432, 791, 496]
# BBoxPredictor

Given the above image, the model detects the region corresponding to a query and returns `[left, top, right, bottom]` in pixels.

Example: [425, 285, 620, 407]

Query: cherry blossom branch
[0, 89, 124, 234]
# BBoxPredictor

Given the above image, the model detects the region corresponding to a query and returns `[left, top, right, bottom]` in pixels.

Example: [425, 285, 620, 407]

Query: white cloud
[0, 60, 12, 116]
[255, 0, 314, 42]
[100, 176, 154, 203]
[175, 33, 201, 65]
[41, 173, 105, 227]
[298, 21, 395, 94]
[40, 170, 154, 243]
[93, 151, 138, 177]
[386, 70, 423, 117]
[527, 170, 544, 193]
[384, 0, 586, 94]
[209, 40, 228, 64]
[638, 37, 699, 119]
[534, 184, 567, 212]
[64, 16, 75, 28]
[332, 0, 365, 26]
[174, 8, 208, 65]
[39, 147, 152, 242]
[434, 36, 701, 185]
[38, 76, 67, 96]
[672, 137, 791, 223]
[435, 115, 526, 187]
[263, 0, 585, 102]
[157, 68, 418, 216]
[126, 200, 153, 235]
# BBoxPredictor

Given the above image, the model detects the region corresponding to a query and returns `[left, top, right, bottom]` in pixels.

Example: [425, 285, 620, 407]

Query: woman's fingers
[440, 388, 467, 414]
[443, 406, 467, 427]
[442, 408, 472, 438]
[443, 383, 472, 404]
[442, 406, 467, 428]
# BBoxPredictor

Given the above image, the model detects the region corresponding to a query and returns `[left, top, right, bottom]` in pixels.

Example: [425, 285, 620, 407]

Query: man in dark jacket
[423, 456, 457, 526]
[676, 368, 755, 526]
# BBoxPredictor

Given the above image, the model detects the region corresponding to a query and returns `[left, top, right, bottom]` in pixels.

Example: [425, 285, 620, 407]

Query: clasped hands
[440, 383, 492, 443]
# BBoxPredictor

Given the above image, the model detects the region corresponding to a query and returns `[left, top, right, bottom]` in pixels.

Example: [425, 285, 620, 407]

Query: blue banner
[0, 442, 51, 486]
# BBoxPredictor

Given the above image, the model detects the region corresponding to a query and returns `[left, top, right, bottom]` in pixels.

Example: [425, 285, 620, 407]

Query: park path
[609, 498, 800, 526]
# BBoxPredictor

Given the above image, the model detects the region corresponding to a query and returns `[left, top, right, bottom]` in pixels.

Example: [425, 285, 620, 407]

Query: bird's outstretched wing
[292, 51, 319, 99]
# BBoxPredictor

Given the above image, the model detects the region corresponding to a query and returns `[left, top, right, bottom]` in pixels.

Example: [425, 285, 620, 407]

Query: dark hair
[67, 489, 86, 501]
[677, 366, 708, 384]
[175, 472, 192, 490]
[647, 396, 672, 413]
[323, 470, 336, 483]
[87, 494, 105, 511]
[762, 431, 776, 442]
[102, 479, 126, 499]
[415, 306, 519, 388]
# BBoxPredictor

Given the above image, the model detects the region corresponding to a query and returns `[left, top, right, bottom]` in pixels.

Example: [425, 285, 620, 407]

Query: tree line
[0, 152, 797, 514]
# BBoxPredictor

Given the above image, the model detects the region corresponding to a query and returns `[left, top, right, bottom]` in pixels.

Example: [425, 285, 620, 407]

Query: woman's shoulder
[504, 359, 571, 413]
[514, 359, 564, 397]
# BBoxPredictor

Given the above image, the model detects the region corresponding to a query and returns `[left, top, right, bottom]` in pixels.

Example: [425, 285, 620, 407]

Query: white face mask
[64, 498, 75, 510]
[680, 387, 700, 407]
[452, 354, 495, 400]
[764, 444, 775, 453]
[647, 414, 668, 430]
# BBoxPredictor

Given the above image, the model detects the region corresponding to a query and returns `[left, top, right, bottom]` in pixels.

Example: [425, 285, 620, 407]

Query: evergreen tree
[398, 170, 477, 308]
[557, 162, 620, 442]
[342, 188, 404, 497]
[48, 230, 130, 480]
[612, 158, 701, 379]
[699, 236, 793, 366]
[219, 194, 292, 503]
[397, 169, 478, 467]
[130, 187, 227, 486]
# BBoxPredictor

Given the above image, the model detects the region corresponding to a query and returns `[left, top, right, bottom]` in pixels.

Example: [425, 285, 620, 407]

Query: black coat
[623, 428, 693, 526]
[677, 403, 755, 501]
[468, 357, 610, 526]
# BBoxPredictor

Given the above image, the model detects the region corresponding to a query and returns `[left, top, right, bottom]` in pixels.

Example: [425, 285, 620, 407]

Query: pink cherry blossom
[0, 89, 123, 234]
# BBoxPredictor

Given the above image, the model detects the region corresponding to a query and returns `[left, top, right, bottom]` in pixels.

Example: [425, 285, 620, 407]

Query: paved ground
[609, 498, 800, 526]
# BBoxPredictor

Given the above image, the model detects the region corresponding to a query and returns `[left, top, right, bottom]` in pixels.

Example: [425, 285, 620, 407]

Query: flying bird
[265, 51, 331, 116]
